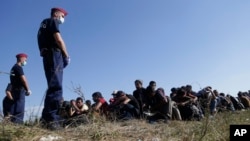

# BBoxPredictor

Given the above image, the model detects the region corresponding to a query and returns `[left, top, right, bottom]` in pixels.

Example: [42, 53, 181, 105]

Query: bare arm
[188, 93, 198, 102]
[93, 102, 102, 112]
[69, 107, 75, 117]
[112, 96, 127, 106]
[54, 32, 69, 58]
[122, 98, 131, 104]
[210, 91, 216, 100]
[176, 97, 193, 106]
[78, 104, 89, 114]
[6, 91, 13, 100]
[70, 100, 81, 112]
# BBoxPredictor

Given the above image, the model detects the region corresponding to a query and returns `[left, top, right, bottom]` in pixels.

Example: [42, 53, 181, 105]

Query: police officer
[37, 7, 70, 130]
[9, 53, 31, 124]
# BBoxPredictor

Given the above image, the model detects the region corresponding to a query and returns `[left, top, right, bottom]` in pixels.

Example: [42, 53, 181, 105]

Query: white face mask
[57, 16, 65, 24]
[21, 61, 27, 66]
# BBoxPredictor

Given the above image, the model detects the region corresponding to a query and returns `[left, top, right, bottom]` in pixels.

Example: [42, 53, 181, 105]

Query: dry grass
[1, 110, 250, 141]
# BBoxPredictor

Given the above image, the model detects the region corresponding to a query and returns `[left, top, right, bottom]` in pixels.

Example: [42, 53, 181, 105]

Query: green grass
[0, 110, 250, 141]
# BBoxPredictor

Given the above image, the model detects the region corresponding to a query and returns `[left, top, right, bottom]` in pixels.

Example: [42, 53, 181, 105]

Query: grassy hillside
[1, 110, 250, 141]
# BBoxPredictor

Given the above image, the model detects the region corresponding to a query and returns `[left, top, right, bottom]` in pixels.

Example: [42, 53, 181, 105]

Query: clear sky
[1, 0, 250, 119]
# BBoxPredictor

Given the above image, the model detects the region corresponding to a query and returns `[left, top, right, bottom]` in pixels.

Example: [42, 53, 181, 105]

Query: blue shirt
[10, 64, 24, 89]
[37, 18, 60, 51]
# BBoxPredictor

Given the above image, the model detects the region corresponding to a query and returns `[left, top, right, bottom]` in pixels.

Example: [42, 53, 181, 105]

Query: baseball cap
[111, 90, 118, 95]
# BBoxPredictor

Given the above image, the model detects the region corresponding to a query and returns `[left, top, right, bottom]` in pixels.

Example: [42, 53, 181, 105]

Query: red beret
[16, 53, 28, 58]
[51, 7, 68, 16]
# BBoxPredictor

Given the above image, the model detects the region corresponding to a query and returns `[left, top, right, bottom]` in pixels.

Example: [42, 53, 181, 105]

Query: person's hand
[7, 97, 14, 101]
[71, 100, 76, 105]
[63, 56, 70, 68]
[25, 90, 32, 96]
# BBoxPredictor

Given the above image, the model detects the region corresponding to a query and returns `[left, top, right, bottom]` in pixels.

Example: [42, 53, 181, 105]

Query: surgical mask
[57, 16, 65, 24]
[21, 61, 27, 66]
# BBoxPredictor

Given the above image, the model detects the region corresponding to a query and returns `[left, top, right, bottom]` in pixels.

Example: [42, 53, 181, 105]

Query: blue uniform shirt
[37, 18, 60, 52]
[10, 64, 24, 89]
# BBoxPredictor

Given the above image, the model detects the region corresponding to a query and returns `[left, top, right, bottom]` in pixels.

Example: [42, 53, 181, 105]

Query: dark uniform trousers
[2, 97, 14, 117]
[42, 48, 64, 124]
[10, 88, 25, 124]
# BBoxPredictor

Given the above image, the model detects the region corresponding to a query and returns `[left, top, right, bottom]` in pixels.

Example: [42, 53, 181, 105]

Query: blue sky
[1, 0, 250, 118]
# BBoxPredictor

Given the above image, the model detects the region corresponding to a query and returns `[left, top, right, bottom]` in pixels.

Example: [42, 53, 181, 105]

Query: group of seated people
[57, 80, 250, 127]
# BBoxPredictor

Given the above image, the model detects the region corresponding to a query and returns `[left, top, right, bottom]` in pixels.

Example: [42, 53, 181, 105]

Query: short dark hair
[149, 81, 156, 86]
[171, 87, 177, 93]
[219, 93, 225, 97]
[86, 100, 91, 105]
[92, 92, 103, 98]
[76, 97, 83, 102]
[135, 79, 143, 85]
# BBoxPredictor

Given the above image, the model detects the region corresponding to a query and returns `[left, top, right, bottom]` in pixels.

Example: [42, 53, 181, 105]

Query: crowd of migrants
[48, 80, 249, 128]
[2, 79, 250, 128]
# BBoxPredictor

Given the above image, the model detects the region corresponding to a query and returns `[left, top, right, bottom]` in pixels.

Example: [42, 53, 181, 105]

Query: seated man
[228, 94, 245, 110]
[63, 97, 89, 127]
[209, 89, 220, 116]
[110, 90, 140, 120]
[92, 92, 109, 118]
[69, 97, 89, 117]
[196, 86, 213, 115]
[218, 93, 235, 112]
[238, 92, 250, 109]
[172, 87, 201, 121]
[144, 86, 169, 123]
[133, 80, 147, 119]
[57, 100, 71, 119]
[85, 100, 92, 113]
